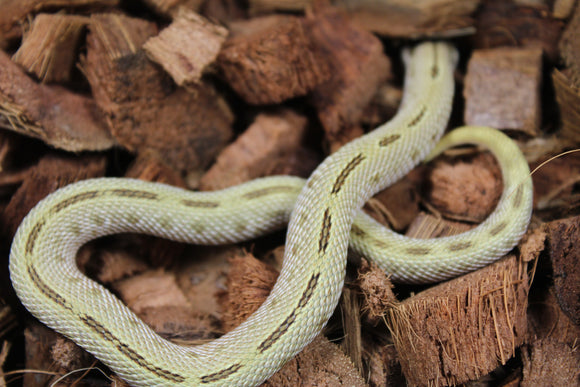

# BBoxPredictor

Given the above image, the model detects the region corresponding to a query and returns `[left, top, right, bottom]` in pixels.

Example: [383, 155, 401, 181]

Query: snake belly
[9, 42, 530, 386]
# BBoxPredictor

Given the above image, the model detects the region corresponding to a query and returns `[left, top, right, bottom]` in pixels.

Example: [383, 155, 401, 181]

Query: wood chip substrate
[0, 1, 578, 386]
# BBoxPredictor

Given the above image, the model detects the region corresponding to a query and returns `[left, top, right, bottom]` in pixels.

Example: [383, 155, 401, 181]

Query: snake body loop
[9, 42, 532, 386]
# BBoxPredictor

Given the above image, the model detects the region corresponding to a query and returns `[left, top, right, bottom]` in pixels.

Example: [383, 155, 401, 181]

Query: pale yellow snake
[9, 42, 533, 386]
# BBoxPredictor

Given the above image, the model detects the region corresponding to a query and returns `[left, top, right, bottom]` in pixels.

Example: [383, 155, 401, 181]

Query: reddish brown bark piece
[2, 154, 106, 236]
[0, 0, 118, 47]
[427, 151, 503, 222]
[221, 253, 365, 385]
[218, 15, 330, 105]
[552, 69, 580, 144]
[386, 254, 529, 386]
[200, 109, 313, 190]
[0, 51, 115, 151]
[12, 14, 88, 83]
[112, 270, 218, 342]
[83, 13, 233, 173]
[144, 9, 228, 86]
[474, 1, 563, 62]
[544, 215, 580, 326]
[464, 47, 543, 136]
[306, 7, 391, 145]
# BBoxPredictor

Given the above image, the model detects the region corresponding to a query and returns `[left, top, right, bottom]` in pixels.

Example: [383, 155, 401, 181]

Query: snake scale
[9, 42, 533, 386]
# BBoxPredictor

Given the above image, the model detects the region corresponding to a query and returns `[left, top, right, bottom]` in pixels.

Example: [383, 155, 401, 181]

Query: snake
[9, 42, 533, 386]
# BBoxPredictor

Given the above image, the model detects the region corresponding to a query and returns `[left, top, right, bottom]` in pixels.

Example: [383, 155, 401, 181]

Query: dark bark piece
[525, 288, 580, 386]
[473, 0, 564, 62]
[82, 13, 234, 173]
[0, 51, 115, 151]
[2, 154, 106, 236]
[306, 7, 391, 145]
[144, 9, 228, 86]
[464, 47, 543, 136]
[12, 14, 89, 83]
[23, 322, 95, 386]
[218, 14, 331, 105]
[544, 215, 580, 326]
[386, 254, 529, 386]
[521, 339, 580, 386]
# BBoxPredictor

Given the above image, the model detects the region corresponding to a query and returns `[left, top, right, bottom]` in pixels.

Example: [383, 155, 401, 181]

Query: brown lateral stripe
[350, 225, 366, 237]
[408, 106, 426, 127]
[379, 134, 401, 147]
[80, 314, 185, 383]
[242, 185, 298, 199]
[25, 220, 45, 255]
[331, 154, 365, 194]
[489, 221, 508, 237]
[297, 273, 320, 309]
[28, 266, 72, 311]
[447, 241, 473, 252]
[405, 247, 431, 256]
[200, 363, 243, 383]
[431, 64, 439, 78]
[108, 189, 158, 200]
[258, 311, 297, 352]
[318, 209, 332, 254]
[373, 239, 390, 250]
[513, 186, 523, 208]
[51, 191, 101, 214]
[181, 199, 219, 208]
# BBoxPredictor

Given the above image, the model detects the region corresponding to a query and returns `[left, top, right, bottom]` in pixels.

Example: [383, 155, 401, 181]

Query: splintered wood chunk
[12, 14, 88, 83]
[144, 9, 228, 85]
[83, 13, 233, 173]
[307, 8, 391, 143]
[464, 47, 543, 136]
[218, 15, 330, 104]
[200, 109, 311, 190]
[552, 69, 580, 144]
[0, 51, 114, 151]
[387, 254, 529, 386]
